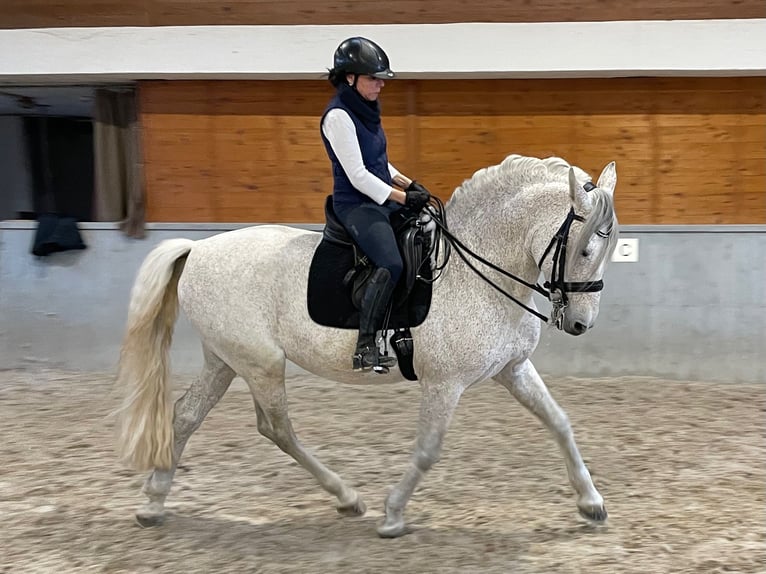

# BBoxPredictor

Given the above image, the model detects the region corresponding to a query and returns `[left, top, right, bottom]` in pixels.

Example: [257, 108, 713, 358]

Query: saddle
[307, 196, 434, 380]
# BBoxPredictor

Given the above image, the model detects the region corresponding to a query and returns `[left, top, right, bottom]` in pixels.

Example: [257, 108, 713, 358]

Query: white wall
[0, 20, 764, 84]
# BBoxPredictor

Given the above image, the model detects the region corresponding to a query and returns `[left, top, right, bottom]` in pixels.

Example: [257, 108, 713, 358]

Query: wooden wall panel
[140, 78, 766, 225]
[2, 0, 764, 28]
[141, 82, 331, 222]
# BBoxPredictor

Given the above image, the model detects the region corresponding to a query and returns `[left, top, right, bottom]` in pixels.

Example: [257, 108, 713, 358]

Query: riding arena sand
[0, 368, 763, 573]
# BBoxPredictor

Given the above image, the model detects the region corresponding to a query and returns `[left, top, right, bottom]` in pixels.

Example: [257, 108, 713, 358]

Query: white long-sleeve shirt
[321, 108, 400, 205]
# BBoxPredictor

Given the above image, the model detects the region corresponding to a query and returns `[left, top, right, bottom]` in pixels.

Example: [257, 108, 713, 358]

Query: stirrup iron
[352, 341, 397, 373]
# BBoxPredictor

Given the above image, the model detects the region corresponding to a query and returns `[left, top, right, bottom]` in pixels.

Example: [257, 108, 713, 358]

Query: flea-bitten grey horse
[116, 154, 619, 538]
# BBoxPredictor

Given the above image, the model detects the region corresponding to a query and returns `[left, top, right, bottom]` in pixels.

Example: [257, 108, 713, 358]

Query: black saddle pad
[307, 237, 432, 330]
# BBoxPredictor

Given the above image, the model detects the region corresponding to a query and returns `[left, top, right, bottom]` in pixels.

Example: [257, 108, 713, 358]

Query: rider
[320, 36, 431, 372]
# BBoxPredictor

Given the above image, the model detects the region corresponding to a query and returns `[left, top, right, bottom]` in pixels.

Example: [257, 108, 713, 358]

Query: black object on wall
[31, 213, 87, 256]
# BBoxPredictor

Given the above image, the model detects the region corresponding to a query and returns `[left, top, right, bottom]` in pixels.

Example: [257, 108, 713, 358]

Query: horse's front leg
[494, 360, 607, 522]
[379, 382, 463, 538]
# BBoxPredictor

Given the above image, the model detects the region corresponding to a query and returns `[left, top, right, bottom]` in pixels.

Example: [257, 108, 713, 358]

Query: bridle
[535, 181, 606, 326]
[422, 181, 606, 328]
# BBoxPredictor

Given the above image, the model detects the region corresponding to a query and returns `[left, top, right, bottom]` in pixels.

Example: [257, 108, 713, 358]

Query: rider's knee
[383, 258, 403, 285]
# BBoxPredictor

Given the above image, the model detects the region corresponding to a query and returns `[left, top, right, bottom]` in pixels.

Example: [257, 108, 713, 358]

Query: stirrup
[352, 346, 397, 373]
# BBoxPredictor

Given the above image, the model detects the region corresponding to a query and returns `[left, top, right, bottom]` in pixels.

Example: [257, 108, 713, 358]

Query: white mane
[451, 154, 592, 202]
[539, 156, 592, 187]
[448, 154, 619, 272]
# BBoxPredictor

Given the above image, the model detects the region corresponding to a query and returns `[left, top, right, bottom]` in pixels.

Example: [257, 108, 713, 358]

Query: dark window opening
[0, 86, 95, 222]
[26, 116, 95, 221]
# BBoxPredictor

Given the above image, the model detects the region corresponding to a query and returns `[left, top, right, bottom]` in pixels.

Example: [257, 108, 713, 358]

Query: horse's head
[534, 161, 619, 335]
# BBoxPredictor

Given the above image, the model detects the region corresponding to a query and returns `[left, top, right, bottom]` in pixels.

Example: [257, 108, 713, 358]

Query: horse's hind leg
[240, 353, 365, 517]
[136, 347, 235, 527]
[494, 360, 607, 522]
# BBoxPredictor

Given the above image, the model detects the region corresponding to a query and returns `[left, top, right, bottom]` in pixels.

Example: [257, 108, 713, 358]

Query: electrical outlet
[611, 238, 639, 262]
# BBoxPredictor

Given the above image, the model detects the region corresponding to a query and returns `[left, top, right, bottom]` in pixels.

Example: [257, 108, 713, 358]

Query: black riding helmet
[332, 37, 395, 79]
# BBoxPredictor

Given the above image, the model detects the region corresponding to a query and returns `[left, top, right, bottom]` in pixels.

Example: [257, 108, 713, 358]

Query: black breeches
[335, 202, 403, 285]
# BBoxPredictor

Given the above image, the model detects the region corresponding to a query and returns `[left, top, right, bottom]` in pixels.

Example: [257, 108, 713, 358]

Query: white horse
[116, 154, 619, 538]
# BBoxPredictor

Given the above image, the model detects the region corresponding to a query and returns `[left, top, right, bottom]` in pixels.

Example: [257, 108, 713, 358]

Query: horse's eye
[582, 249, 592, 258]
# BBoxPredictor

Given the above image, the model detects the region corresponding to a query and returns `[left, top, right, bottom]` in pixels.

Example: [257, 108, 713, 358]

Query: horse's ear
[568, 167, 591, 212]
[596, 161, 617, 196]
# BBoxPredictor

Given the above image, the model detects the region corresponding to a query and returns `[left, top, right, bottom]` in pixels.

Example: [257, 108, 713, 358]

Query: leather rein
[420, 182, 605, 327]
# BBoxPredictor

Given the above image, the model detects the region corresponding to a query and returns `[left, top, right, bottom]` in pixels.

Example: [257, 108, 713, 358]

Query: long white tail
[115, 238, 195, 471]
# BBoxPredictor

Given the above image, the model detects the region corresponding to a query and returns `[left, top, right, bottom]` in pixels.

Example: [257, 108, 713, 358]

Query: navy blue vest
[320, 92, 392, 208]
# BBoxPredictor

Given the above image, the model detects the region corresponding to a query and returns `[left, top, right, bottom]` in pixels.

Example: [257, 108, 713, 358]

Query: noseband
[426, 181, 605, 328]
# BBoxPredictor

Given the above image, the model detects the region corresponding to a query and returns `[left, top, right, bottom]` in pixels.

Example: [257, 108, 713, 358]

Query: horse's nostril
[573, 321, 588, 334]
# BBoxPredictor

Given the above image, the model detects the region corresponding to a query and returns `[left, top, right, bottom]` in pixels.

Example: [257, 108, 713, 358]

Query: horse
[115, 154, 619, 538]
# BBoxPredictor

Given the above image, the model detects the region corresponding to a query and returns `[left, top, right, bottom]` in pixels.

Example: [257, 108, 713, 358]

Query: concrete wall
[533, 227, 766, 383]
[1, 222, 763, 383]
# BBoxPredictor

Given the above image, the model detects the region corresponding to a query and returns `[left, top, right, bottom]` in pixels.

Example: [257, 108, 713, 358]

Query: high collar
[338, 83, 381, 129]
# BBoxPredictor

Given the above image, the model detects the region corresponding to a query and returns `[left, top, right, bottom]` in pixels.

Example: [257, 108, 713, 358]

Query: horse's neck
[444, 192, 540, 291]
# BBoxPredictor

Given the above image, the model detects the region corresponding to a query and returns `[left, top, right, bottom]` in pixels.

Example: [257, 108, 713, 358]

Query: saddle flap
[396, 225, 427, 303]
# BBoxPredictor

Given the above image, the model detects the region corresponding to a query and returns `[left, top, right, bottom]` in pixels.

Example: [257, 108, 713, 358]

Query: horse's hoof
[578, 503, 608, 523]
[377, 518, 409, 538]
[135, 511, 165, 528]
[336, 496, 367, 517]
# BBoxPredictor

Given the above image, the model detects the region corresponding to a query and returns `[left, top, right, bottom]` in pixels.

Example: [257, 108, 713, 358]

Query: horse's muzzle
[564, 319, 590, 336]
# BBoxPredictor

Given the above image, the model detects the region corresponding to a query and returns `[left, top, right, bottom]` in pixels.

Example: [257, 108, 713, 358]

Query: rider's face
[348, 74, 385, 101]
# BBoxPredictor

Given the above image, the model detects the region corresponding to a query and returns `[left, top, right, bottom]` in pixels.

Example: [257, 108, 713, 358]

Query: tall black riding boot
[353, 267, 398, 373]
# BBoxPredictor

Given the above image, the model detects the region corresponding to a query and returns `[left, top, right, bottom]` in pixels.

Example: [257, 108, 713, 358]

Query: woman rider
[320, 37, 431, 372]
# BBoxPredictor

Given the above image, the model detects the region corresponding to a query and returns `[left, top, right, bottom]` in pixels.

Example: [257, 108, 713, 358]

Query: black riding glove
[405, 181, 431, 210]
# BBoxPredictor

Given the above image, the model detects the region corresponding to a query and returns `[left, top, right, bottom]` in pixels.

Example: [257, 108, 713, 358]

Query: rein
[420, 184, 605, 327]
